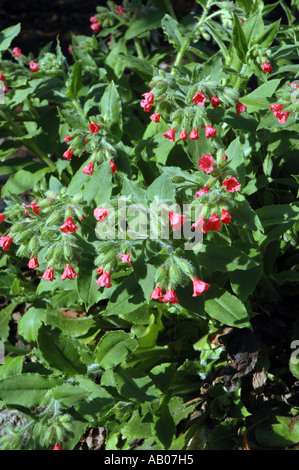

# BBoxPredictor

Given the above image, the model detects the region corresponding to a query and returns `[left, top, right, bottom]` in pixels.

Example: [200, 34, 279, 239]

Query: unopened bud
[63, 243, 73, 261]
[155, 265, 167, 285]
[168, 263, 181, 285]
[177, 258, 195, 278]
[46, 210, 61, 226]
[28, 235, 38, 252]
[71, 194, 84, 204]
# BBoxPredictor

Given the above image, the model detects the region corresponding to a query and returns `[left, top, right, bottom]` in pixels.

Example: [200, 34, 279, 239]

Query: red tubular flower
[179, 129, 188, 140]
[119, 253, 131, 265]
[68, 44, 72, 55]
[169, 211, 186, 231]
[95, 271, 112, 288]
[110, 160, 117, 174]
[222, 176, 241, 192]
[90, 22, 100, 33]
[96, 266, 104, 275]
[63, 148, 73, 160]
[191, 216, 208, 233]
[140, 92, 154, 112]
[82, 162, 94, 175]
[210, 95, 221, 108]
[27, 256, 39, 269]
[205, 124, 217, 138]
[198, 154, 214, 174]
[276, 111, 290, 124]
[162, 128, 176, 141]
[205, 213, 222, 232]
[189, 128, 199, 140]
[150, 285, 164, 301]
[0, 235, 13, 251]
[89, 122, 100, 134]
[94, 207, 108, 221]
[29, 61, 39, 72]
[270, 103, 284, 116]
[22, 203, 40, 217]
[192, 278, 210, 297]
[12, 47, 22, 57]
[0, 214, 6, 223]
[60, 217, 78, 233]
[195, 186, 210, 199]
[262, 61, 272, 73]
[90, 16, 98, 23]
[64, 135, 72, 142]
[0, 71, 6, 81]
[220, 209, 232, 224]
[53, 444, 63, 450]
[162, 288, 179, 304]
[192, 91, 206, 106]
[150, 113, 161, 123]
[222, 154, 228, 160]
[235, 101, 247, 115]
[61, 265, 79, 280]
[42, 267, 55, 281]
[114, 4, 125, 15]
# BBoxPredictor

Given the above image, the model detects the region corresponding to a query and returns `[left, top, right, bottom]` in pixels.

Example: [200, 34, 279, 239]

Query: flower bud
[168, 263, 181, 285]
[71, 194, 84, 204]
[63, 243, 73, 261]
[46, 210, 62, 226]
[14, 230, 32, 243]
[154, 265, 167, 285]
[177, 258, 195, 278]
[28, 235, 38, 252]
[65, 206, 73, 220]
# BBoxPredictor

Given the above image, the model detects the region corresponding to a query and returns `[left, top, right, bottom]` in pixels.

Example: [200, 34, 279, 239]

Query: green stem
[164, 0, 177, 20]
[134, 38, 145, 60]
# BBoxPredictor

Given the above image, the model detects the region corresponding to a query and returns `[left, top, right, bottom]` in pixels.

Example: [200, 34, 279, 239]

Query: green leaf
[95, 330, 138, 369]
[240, 79, 280, 112]
[18, 307, 47, 344]
[80, 160, 112, 204]
[253, 19, 281, 49]
[205, 285, 251, 328]
[0, 356, 23, 379]
[161, 14, 184, 51]
[99, 81, 122, 138]
[232, 14, 248, 62]
[1, 167, 52, 197]
[122, 409, 153, 440]
[154, 396, 176, 449]
[0, 23, 21, 52]
[125, 11, 164, 40]
[255, 413, 299, 449]
[147, 174, 176, 203]
[66, 61, 83, 99]
[37, 324, 87, 377]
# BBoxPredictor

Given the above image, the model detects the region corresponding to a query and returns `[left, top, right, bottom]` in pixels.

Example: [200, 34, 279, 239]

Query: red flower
[179, 129, 188, 140]
[82, 162, 94, 175]
[290, 82, 299, 88]
[205, 124, 217, 138]
[61, 265, 79, 280]
[262, 61, 272, 73]
[189, 128, 199, 140]
[195, 186, 210, 199]
[150, 285, 164, 301]
[68, 44, 72, 55]
[150, 113, 161, 123]
[169, 211, 186, 231]
[89, 122, 100, 134]
[198, 154, 214, 174]
[114, 4, 125, 15]
[29, 61, 39, 72]
[140, 92, 154, 112]
[192, 278, 210, 297]
[270, 103, 283, 116]
[222, 154, 228, 160]
[163, 128, 176, 142]
[94, 207, 108, 221]
[220, 209, 232, 224]
[42, 267, 55, 281]
[63, 148, 73, 160]
[53, 444, 63, 450]
[191, 216, 208, 233]
[119, 253, 131, 265]
[64, 135, 72, 142]
[192, 91, 206, 106]
[0, 214, 6, 224]
[90, 16, 98, 23]
[276, 111, 290, 124]
[162, 288, 179, 304]
[12, 47, 22, 57]
[96, 266, 104, 275]
[60, 217, 78, 233]
[205, 213, 222, 232]
[27, 256, 39, 269]
[0, 71, 6, 81]
[0, 235, 13, 251]
[222, 176, 241, 192]
[210, 95, 221, 108]
[90, 22, 100, 33]
[235, 101, 247, 115]
[95, 271, 112, 288]
[22, 203, 40, 217]
[110, 160, 117, 174]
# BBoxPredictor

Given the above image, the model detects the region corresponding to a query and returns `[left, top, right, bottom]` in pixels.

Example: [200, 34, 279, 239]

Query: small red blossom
[262, 61, 272, 73]
[90, 22, 100, 33]
[12, 47, 22, 57]
[27, 256, 39, 269]
[89, 16, 98, 23]
[0, 214, 6, 224]
[179, 129, 188, 140]
[114, 4, 125, 15]
[60, 217, 78, 234]
[82, 162, 94, 175]
[189, 128, 199, 140]
[42, 267, 55, 281]
[96, 266, 104, 275]
[53, 444, 63, 451]
[64, 135, 72, 143]
[119, 253, 131, 265]
[0, 71, 6, 81]
[198, 154, 214, 174]
[29, 61, 39, 72]
[205, 124, 217, 138]
[210, 95, 221, 108]
[162, 288, 179, 304]
[140, 92, 154, 112]
[150, 113, 161, 123]
[110, 160, 117, 175]
[222, 176, 241, 193]
[95, 271, 112, 288]
[22, 203, 40, 217]
[276, 111, 290, 124]
[169, 211, 186, 231]
[163, 128, 176, 142]
[192, 278, 210, 297]
[220, 209, 232, 224]
[68, 44, 72, 55]
[222, 154, 228, 160]
[94, 207, 108, 221]
[151, 285, 164, 301]
[61, 265, 79, 280]
[89, 122, 100, 134]
[63, 148, 73, 160]
[195, 186, 210, 199]
[192, 91, 206, 106]
[205, 213, 222, 232]
[270, 103, 284, 116]
[290, 82, 299, 88]
[191, 216, 208, 233]
[235, 101, 247, 115]
[0, 235, 13, 251]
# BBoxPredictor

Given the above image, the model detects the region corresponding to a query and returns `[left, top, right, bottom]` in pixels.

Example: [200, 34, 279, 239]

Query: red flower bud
[61, 264, 79, 280]
[162, 288, 179, 304]
[95, 271, 112, 288]
[235, 101, 247, 115]
[189, 128, 199, 140]
[220, 209, 231, 224]
[53, 444, 63, 450]
[42, 267, 55, 281]
[195, 186, 210, 199]
[110, 160, 117, 175]
[192, 91, 206, 106]
[140, 92, 154, 112]
[82, 162, 94, 175]
[119, 253, 131, 265]
[205, 213, 222, 232]
[150, 285, 164, 301]
[0, 214, 6, 223]
[222, 176, 241, 193]
[12, 47, 22, 57]
[275, 111, 290, 124]
[64, 135, 73, 142]
[262, 61, 272, 73]
[89, 16, 98, 23]
[179, 129, 188, 140]
[89, 122, 100, 134]
[270, 103, 283, 116]
[22, 203, 41, 218]
[169, 211, 186, 231]
[205, 124, 217, 138]
[96, 266, 104, 275]
[27, 256, 39, 269]
[90, 22, 100, 33]
[162, 128, 176, 141]
[29, 61, 39, 73]
[0, 71, 6, 81]
[192, 278, 210, 297]
[94, 207, 108, 221]
[191, 216, 208, 233]
[114, 4, 125, 15]
[60, 217, 78, 233]
[0, 235, 13, 251]
[210, 95, 221, 108]
[150, 113, 161, 123]
[63, 148, 73, 160]
[198, 154, 214, 174]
